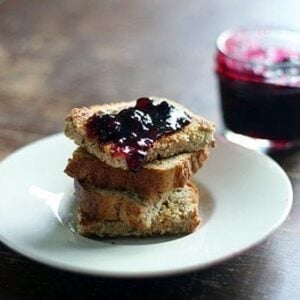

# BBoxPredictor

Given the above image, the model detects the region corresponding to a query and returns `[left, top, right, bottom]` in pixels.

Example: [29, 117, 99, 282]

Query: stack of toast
[64, 97, 215, 237]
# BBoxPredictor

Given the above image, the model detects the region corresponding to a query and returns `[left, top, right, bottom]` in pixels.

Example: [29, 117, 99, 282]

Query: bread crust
[75, 180, 169, 229]
[66, 147, 209, 198]
[77, 181, 201, 237]
[65, 97, 215, 169]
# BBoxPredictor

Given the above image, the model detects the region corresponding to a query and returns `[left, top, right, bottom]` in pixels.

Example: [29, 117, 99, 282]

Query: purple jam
[215, 29, 300, 146]
[216, 29, 300, 86]
[86, 97, 191, 171]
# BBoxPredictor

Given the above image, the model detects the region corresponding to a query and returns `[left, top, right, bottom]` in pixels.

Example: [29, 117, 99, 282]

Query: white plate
[0, 133, 293, 277]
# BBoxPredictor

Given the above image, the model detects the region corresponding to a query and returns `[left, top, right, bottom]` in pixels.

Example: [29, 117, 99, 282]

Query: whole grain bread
[75, 180, 167, 230]
[66, 147, 209, 198]
[77, 181, 200, 237]
[65, 97, 215, 169]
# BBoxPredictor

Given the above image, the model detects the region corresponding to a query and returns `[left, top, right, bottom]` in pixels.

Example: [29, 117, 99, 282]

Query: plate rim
[0, 133, 294, 278]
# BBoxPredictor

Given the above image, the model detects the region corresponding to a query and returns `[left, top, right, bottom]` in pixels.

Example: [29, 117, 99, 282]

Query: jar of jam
[215, 28, 300, 151]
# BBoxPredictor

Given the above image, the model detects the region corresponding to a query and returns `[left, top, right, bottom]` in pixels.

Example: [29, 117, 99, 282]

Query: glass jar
[215, 28, 300, 151]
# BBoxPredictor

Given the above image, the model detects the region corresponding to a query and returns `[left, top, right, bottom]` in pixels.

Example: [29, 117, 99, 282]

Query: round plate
[0, 134, 293, 277]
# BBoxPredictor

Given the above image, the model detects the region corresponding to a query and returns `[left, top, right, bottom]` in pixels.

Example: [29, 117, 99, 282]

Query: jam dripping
[86, 97, 191, 171]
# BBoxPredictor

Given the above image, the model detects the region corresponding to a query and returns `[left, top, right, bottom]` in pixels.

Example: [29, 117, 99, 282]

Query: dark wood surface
[1, 1, 300, 299]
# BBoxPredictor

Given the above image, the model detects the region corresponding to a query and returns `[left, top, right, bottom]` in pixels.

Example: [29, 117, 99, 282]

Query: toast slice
[77, 181, 200, 237]
[66, 147, 209, 198]
[65, 97, 215, 169]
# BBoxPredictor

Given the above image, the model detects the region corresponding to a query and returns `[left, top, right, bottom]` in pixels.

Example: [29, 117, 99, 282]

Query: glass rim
[216, 27, 300, 68]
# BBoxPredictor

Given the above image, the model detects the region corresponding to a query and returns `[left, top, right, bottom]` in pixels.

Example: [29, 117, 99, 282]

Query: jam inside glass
[215, 28, 300, 150]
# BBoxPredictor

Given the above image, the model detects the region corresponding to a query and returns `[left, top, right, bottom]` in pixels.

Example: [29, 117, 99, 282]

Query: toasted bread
[66, 147, 208, 198]
[65, 97, 215, 169]
[77, 181, 200, 237]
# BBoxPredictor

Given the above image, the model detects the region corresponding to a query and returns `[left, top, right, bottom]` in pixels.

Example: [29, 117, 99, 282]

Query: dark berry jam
[216, 29, 300, 146]
[218, 75, 300, 141]
[86, 97, 191, 171]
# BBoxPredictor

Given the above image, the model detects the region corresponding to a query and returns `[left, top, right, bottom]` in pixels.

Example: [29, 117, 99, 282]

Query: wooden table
[1, 1, 300, 299]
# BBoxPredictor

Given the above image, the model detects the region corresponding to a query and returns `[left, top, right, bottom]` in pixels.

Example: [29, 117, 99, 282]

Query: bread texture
[77, 181, 200, 237]
[66, 147, 209, 198]
[65, 97, 215, 169]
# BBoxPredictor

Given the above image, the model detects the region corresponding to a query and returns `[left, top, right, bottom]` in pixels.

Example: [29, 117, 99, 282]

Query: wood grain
[0, 0, 300, 299]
